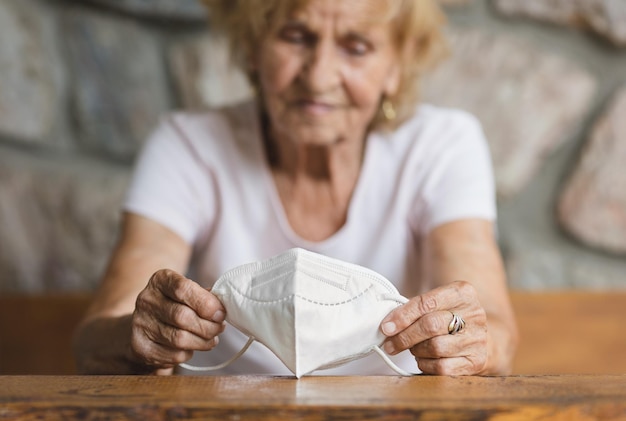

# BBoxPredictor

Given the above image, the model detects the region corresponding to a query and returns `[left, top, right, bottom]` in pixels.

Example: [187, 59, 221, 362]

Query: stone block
[0, 0, 65, 144]
[505, 245, 626, 289]
[83, 0, 206, 21]
[439, 0, 472, 5]
[558, 86, 626, 255]
[169, 34, 254, 110]
[494, 0, 626, 47]
[494, 0, 578, 24]
[422, 28, 596, 198]
[0, 146, 130, 293]
[63, 7, 171, 161]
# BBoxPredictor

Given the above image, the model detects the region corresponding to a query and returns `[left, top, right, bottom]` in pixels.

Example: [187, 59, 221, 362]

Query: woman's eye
[343, 39, 371, 56]
[279, 27, 307, 44]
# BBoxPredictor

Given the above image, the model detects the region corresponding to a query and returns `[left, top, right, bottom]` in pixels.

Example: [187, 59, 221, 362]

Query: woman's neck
[262, 112, 365, 186]
[262, 115, 368, 241]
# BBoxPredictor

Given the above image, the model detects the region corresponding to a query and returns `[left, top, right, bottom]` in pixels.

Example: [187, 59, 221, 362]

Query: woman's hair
[201, 0, 448, 130]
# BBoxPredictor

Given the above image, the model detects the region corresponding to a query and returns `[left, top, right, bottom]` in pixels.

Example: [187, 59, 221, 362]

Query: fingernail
[213, 336, 219, 346]
[383, 341, 396, 355]
[212, 310, 225, 323]
[382, 321, 396, 335]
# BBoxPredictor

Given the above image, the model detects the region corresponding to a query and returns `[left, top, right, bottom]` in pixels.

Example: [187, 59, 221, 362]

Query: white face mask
[180, 248, 414, 377]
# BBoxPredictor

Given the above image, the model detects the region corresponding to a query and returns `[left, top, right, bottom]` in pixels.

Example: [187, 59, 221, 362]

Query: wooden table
[1, 375, 625, 420]
[3, 292, 626, 376]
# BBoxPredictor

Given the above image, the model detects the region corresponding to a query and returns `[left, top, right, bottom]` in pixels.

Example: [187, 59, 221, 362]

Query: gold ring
[448, 312, 466, 335]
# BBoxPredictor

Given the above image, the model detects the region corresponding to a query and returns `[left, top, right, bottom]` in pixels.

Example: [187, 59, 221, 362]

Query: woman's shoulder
[388, 103, 486, 150]
[166, 99, 258, 138]
[405, 103, 483, 135]
[152, 99, 259, 166]
[375, 104, 489, 169]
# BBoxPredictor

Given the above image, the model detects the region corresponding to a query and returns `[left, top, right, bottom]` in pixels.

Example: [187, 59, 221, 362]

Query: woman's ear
[383, 62, 401, 97]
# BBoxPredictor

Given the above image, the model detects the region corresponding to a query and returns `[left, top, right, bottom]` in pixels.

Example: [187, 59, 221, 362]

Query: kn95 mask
[179, 248, 415, 377]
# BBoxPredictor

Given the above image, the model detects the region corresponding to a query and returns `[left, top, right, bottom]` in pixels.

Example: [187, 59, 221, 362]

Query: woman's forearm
[73, 315, 173, 375]
[73, 213, 193, 375]
[421, 220, 519, 375]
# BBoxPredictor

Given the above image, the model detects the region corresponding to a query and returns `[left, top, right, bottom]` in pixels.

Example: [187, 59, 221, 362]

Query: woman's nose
[301, 40, 341, 93]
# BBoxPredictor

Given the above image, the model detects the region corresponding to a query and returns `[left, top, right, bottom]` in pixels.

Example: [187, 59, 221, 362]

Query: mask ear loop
[179, 336, 256, 372]
[372, 346, 417, 376]
[374, 293, 417, 376]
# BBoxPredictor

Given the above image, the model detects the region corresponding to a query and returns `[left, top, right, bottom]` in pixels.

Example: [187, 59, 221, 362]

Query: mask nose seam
[380, 293, 409, 305]
[296, 284, 376, 306]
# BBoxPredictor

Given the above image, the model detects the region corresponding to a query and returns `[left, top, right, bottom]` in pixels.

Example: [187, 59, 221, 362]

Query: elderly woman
[74, 0, 518, 376]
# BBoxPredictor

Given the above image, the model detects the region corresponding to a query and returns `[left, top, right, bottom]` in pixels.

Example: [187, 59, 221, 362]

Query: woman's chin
[269, 121, 339, 145]
[286, 131, 345, 146]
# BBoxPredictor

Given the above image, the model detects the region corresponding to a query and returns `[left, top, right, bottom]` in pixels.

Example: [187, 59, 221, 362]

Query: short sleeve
[123, 116, 216, 244]
[412, 111, 497, 235]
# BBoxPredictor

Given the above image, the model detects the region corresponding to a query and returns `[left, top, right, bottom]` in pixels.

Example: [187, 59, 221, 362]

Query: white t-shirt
[124, 100, 496, 375]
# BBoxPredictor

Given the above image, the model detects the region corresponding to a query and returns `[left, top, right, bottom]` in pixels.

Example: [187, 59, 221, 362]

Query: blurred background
[0, 0, 625, 374]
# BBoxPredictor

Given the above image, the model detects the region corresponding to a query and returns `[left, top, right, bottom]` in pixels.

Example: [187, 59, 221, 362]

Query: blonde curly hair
[201, 0, 448, 130]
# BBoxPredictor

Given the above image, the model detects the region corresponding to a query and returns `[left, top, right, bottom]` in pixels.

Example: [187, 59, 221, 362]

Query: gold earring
[382, 99, 397, 121]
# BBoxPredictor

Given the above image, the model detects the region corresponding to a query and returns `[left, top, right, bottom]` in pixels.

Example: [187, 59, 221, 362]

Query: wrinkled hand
[130, 269, 225, 371]
[380, 281, 488, 375]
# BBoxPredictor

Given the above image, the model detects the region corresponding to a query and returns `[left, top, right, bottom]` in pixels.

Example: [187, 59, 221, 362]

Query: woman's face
[255, 0, 400, 147]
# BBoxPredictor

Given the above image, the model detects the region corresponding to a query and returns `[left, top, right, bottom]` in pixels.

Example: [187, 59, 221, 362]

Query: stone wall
[1, 0, 625, 293]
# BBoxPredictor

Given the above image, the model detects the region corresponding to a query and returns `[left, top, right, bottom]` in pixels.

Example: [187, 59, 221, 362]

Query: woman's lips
[292, 99, 339, 116]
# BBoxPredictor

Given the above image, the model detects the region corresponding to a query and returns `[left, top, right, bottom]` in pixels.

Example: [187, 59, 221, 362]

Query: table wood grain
[3, 292, 626, 376]
[1, 375, 625, 420]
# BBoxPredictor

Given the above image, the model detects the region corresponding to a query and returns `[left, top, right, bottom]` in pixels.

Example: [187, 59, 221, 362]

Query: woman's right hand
[129, 269, 226, 372]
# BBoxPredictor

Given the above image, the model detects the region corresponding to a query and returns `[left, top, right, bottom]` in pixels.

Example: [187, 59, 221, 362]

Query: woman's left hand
[380, 280, 489, 375]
